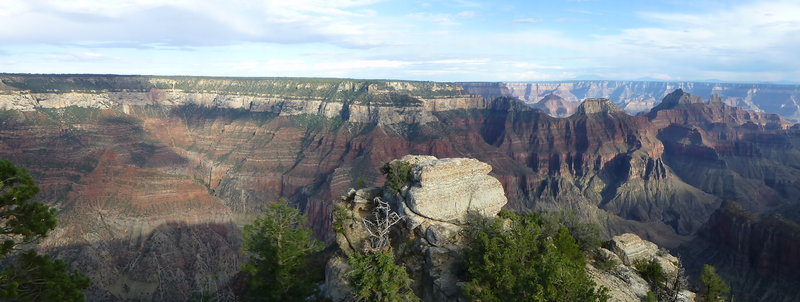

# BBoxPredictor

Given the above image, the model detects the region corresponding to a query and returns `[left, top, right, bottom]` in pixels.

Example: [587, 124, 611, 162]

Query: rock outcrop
[404, 156, 506, 223]
[589, 234, 695, 302]
[326, 156, 694, 301]
[326, 155, 507, 302]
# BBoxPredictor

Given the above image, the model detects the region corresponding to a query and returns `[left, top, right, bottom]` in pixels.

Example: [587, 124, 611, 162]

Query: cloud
[1, 0, 799, 82]
[585, 1, 800, 80]
[0, 0, 389, 49]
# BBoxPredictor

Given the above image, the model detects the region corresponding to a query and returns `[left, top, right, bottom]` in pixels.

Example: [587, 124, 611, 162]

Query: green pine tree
[462, 211, 608, 302]
[241, 198, 323, 301]
[0, 159, 90, 301]
[700, 264, 730, 302]
[347, 251, 418, 302]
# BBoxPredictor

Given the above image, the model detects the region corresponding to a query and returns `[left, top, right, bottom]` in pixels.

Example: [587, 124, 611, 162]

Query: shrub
[462, 211, 609, 302]
[347, 251, 418, 302]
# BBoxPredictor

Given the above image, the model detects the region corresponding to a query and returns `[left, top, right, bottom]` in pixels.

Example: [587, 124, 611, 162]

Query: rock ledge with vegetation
[324, 155, 695, 301]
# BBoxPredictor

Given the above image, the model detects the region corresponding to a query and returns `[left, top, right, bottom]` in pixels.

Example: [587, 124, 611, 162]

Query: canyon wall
[0, 75, 798, 301]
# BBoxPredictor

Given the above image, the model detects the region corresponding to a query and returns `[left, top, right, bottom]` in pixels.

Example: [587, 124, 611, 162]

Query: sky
[1, 0, 799, 82]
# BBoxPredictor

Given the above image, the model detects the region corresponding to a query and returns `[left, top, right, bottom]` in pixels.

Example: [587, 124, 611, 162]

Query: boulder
[405, 157, 506, 223]
[610, 233, 660, 266]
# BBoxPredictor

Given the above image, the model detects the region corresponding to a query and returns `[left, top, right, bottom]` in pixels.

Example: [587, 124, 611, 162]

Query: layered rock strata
[1, 75, 799, 301]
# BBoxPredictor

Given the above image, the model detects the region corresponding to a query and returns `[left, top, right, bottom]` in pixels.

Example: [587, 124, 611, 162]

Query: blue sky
[1, 0, 798, 82]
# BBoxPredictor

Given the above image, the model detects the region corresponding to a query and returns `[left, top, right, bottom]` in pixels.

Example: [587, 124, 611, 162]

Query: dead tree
[362, 197, 403, 252]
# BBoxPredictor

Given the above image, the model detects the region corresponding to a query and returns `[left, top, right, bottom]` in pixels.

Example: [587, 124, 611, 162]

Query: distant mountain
[532, 93, 578, 117]
[460, 81, 800, 121]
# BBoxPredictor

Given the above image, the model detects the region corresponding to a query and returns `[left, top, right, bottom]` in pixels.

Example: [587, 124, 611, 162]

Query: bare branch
[361, 197, 403, 253]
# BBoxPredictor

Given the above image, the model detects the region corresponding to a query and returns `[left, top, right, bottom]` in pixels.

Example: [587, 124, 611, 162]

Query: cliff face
[0, 75, 487, 126]
[0, 75, 799, 301]
[461, 81, 800, 121]
[679, 202, 800, 302]
[651, 90, 800, 214]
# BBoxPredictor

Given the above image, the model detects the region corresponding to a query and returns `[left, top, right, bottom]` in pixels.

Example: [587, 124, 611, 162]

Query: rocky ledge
[324, 155, 694, 301]
[326, 155, 507, 301]
[590, 233, 695, 302]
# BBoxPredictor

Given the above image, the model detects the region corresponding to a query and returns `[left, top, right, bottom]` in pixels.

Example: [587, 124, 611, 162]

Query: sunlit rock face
[404, 156, 506, 223]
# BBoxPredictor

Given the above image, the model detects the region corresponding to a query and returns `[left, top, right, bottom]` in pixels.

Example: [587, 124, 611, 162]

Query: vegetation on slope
[241, 198, 323, 302]
[462, 210, 609, 302]
[0, 159, 90, 301]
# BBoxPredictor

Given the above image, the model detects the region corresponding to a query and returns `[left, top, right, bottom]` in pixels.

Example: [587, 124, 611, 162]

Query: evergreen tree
[0, 250, 90, 301]
[0, 159, 56, 257]
[347, 251, 418, 302]
[241, 198, 323, 301]
[462, 211, 608, 302]
[0, 159, 90, 301]
[699, 264, 730, 302]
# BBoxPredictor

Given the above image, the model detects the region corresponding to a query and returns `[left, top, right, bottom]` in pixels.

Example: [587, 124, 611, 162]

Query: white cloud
[456, 10, 476, 18]
[586, 1, 800, 79]
[1, 0, 799, 82]
[0, 0, 390, 49]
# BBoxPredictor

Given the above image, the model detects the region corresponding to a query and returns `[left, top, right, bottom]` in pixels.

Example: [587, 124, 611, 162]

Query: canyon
[461, 81, 800, 121]
[0, 74, 799, 301]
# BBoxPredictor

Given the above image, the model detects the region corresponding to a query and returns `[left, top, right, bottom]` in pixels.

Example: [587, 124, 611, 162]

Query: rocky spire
[574, 98, 624, 115]
[651, 89, 704, 112]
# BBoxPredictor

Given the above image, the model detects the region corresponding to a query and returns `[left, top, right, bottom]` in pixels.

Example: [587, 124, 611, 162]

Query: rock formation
[590, 233, 695, 302]
[326, 155, 507, 301]
[326, 156, 694, 301]
[532, 93, 578, 117]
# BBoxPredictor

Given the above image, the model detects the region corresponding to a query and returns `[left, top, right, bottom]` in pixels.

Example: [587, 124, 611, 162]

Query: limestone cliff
[0, 75, 491, 126]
